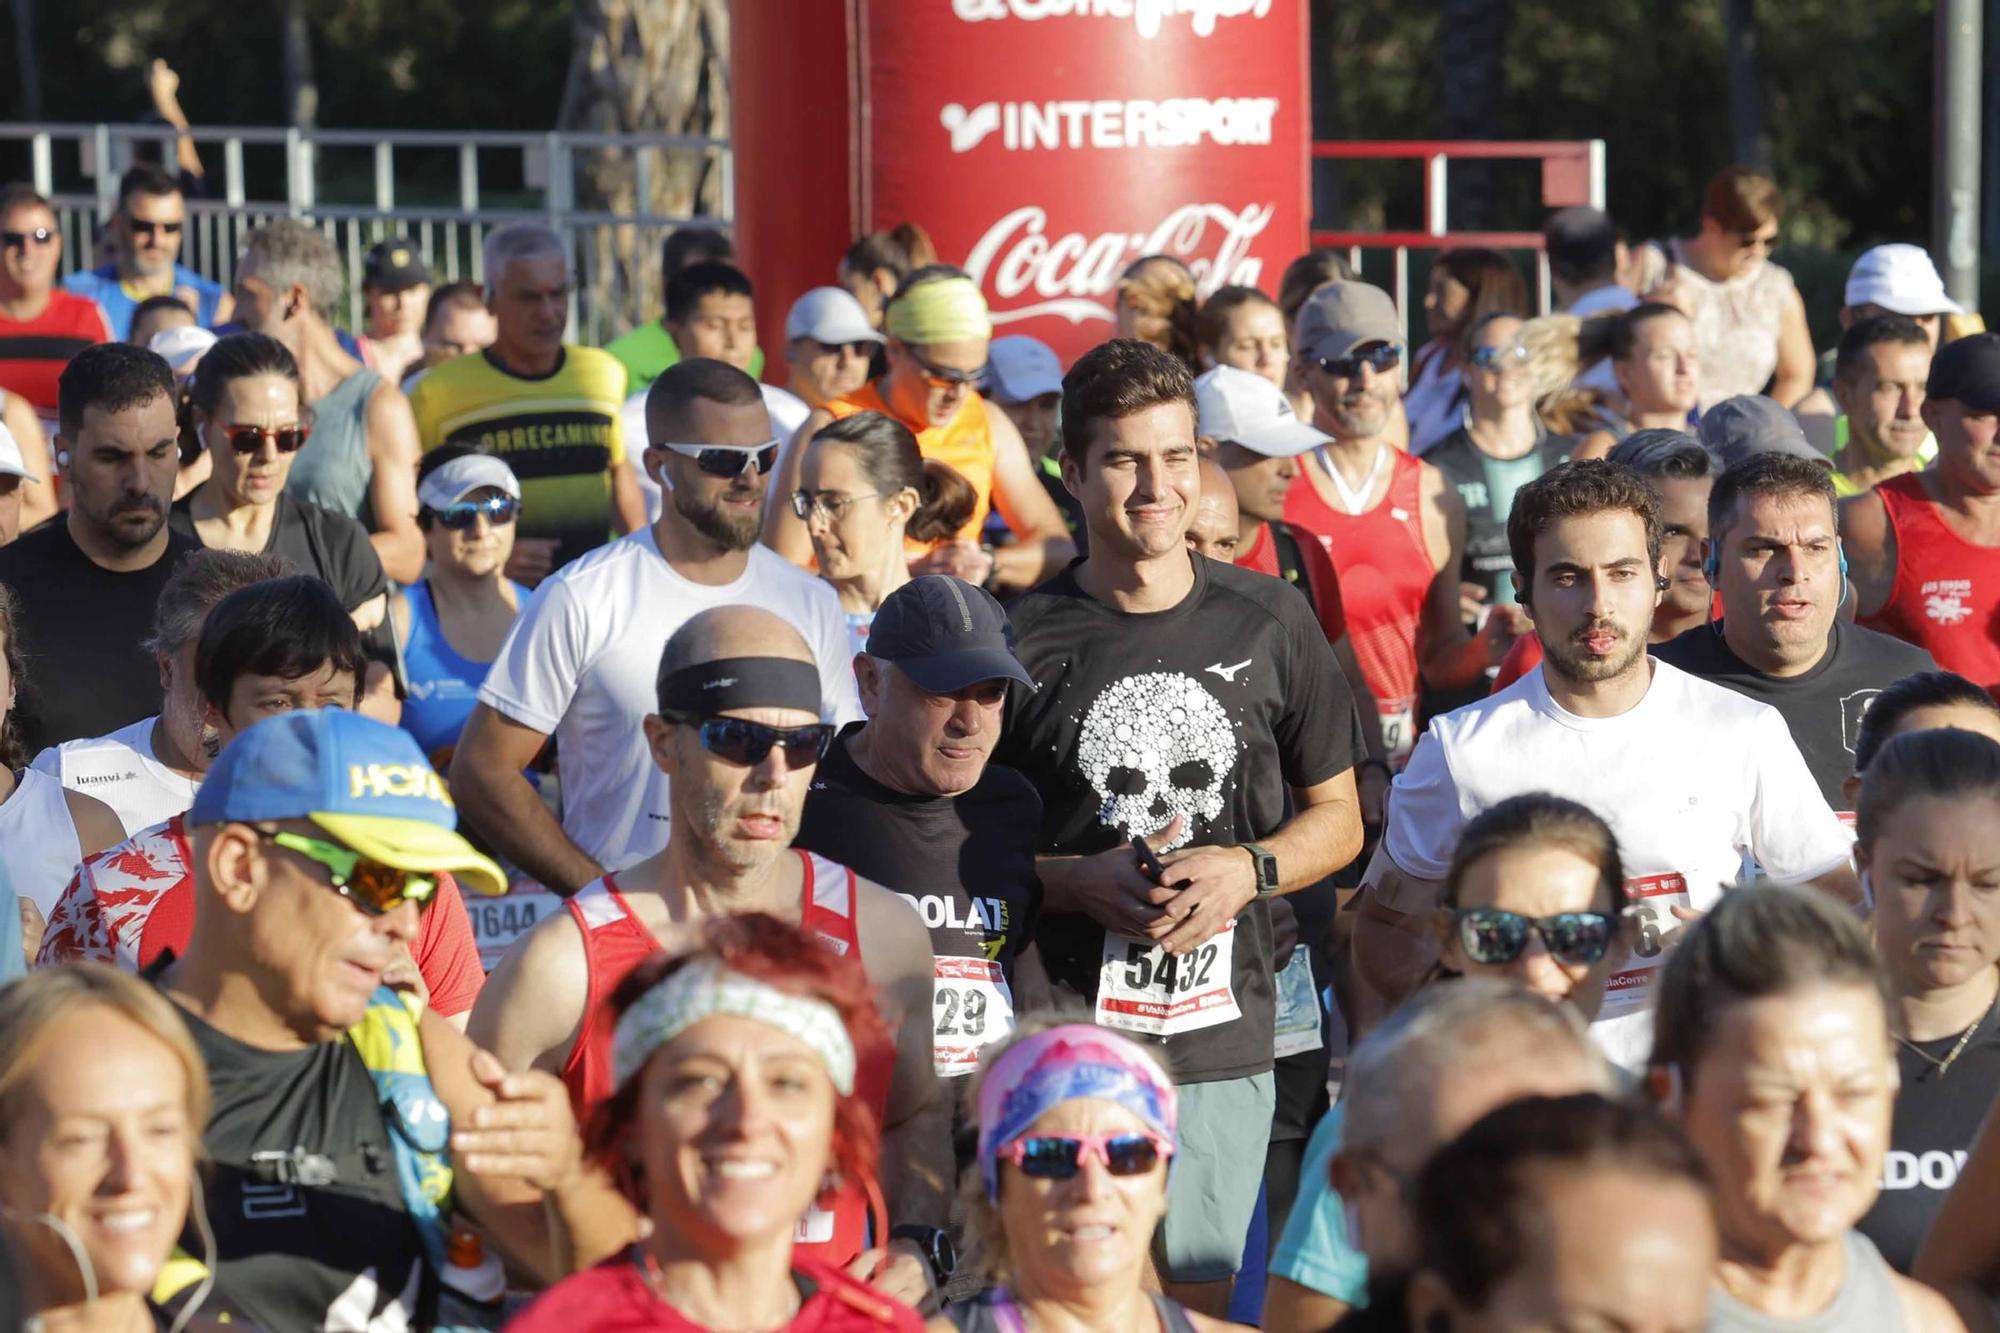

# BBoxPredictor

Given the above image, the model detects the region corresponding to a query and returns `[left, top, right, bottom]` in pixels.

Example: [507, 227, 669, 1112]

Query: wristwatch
[890, 1224, 957, 1287]
[1243, 842, 1280, 897]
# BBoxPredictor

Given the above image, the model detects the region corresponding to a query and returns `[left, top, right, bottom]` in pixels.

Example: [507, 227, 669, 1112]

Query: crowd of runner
[4, 138, 2000, 1333]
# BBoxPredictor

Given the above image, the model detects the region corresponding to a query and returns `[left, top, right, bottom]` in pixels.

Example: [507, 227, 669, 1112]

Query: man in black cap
[359, 238, 434, 385]
[1843, 331, 2000, 697]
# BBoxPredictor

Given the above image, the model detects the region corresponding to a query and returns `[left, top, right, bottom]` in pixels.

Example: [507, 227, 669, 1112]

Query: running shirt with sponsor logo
[1858, 471, 2000, 699]
[1856, 1005, 2000, 1273]
[795, 723, 1044, 1079]
[31, 714, 198, 838]
[1653, 621, 1936, 816]
[995, 554, 1365, 1084]
[1382, 659, 1853, 1069]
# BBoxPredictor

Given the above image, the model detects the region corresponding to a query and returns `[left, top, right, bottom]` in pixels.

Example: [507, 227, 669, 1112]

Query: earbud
[0, 1203, 99, 1304]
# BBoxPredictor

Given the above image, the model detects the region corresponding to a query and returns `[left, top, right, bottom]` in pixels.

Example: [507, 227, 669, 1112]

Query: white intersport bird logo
[939, 102, 1002, 153]
[1925, 592, 1972, 626]
[1205, 659, 1252, 683]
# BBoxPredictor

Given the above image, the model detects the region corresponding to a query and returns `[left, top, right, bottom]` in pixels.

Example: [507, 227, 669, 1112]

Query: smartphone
[1130, 835, 1169, 884]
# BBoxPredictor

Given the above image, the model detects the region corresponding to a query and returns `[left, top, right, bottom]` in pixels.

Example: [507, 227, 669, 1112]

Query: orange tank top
[827, 381, 996, 549]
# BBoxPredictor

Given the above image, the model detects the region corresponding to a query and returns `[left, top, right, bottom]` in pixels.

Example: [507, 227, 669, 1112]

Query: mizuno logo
[1205, 659, 1252, 683]
[704, 677, 737, 689]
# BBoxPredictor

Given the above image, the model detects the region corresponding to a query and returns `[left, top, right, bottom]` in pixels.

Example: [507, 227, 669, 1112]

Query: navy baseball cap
[865, 576, 1035, 694]
[1928, 333, 2000, 413]
[190, 709, 506, 896]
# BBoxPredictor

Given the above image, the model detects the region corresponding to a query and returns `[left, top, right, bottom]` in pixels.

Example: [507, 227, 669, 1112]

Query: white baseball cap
[785, 288, 885, 346]
[1845, 244, 1963, 317]
[0, 422, 38, 481]
[418, 453, 521, 511]
[984, 335, 1063, 404]
[1194, 365, 1330, 458]
[149, 324, 218, 373]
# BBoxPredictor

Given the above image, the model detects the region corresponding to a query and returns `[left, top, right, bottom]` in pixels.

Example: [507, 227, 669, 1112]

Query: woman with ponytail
[793, 411, 978, 654]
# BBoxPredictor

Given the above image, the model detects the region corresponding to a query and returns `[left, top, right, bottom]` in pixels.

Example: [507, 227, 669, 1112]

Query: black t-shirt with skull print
[995, 553, 1365, 1083]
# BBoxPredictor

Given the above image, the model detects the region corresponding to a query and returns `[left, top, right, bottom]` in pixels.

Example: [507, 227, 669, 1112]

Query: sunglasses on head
[0, 227, 53, 250]
[254, 827, 438, 916]
[221, 424, 310, 455]
[909, 347, 988, 390]
[658, 440, 780, 479]
[667, 714, 834, 767]
[434, 494, 520, 530]
[1454, 907, 1617, 967]
[998, 1132, 1175, 1181]
[1314, 344, 1402, 379]
[131, 220, 184, 238]
[1470, 344, 1530, 371]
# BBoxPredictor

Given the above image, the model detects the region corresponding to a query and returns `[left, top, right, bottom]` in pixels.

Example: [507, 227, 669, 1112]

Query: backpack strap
[1265, 521, 1317, 614]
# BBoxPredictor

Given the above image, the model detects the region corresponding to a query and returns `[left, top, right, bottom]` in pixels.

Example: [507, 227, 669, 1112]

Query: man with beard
[1351, 460, 1854, 1069]
[470, 604, 941, 1303]
[450, 357, 862, 894]
[0, 342, 198, 750]
[62, 164, 230, 338]
[1827, 315, 1935, 496]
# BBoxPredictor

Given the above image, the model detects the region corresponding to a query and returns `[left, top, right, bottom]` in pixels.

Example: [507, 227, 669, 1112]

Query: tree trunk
[282, 0, 318, 130]
[560, 0, 730, 340]
[1437, 0, 1510, 232]
[1723, 0, 1767, 169]
[10, 0, 42, 122]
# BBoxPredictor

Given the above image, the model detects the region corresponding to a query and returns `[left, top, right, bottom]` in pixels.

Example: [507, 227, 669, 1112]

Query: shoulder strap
[1264, 521, 1317, 612]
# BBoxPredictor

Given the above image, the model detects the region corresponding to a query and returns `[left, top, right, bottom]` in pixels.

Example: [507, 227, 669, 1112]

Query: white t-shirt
[478, 526, 863, 871]
[1383, 659, 1853, 1068]
[0, 767, 83, 915]
[622, 383, 812, 525]
[31, 716, 198, 838]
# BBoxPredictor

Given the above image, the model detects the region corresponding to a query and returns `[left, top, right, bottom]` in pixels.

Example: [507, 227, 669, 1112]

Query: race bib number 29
[933, 956, 1015, 1077]
[1095, 920, 1240, 1037]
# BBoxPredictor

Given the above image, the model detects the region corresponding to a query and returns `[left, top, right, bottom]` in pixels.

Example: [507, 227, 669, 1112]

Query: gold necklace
[1897, 991, 1999, 1079]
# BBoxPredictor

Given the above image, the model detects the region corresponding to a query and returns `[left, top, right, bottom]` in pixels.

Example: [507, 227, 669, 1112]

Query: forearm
[882, 1092, 952, 1232]
[455, 765, 603, 896]
[992, 533, 1074, 594]
[1419, 625, 1493, 692]
[369, 525, 425, 586]
[544, 1168, 642, 1273]
[1264, 794, 1364, 893]
[1034, 854, 1098, 915]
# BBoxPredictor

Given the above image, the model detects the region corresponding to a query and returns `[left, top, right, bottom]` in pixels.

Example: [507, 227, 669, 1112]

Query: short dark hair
[1416, 1094, 1709, 1313]
[422, 280, 486, 334]
[1276, 249, 1355, 325]
[185, 333, 300, 422]
[1444, 793, 1629, 915]
[1607, 302, 1688, 362]
[1058, 337, 1196, 468]
[1195, 286, 1280, 354]
[193, 575, 367, 714]
[1706, 451, 1837, 551]
[117, 163, 182, 209]
[1543, 207, 1621, 289]
[0, 182, 51, 218]
[843, 224, 936, 282]
[1853, 670, 2000, 772]
[57, 342, 175, 439]
[144, 548, 295, 658]
[1505, 460, 1663, 595]
[1858, 727, 2000, 850]
[643, 356, 763, 444]
[665, 260, 753, 327]
[1649, 883, 1888, 1081]
[1835, 313, 1931, 384]
[661, 226, 734, 281]
[130, 294, 195, 331]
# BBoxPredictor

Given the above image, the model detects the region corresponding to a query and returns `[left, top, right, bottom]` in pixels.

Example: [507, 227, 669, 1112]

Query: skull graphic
[1076, 671, 1239, 850]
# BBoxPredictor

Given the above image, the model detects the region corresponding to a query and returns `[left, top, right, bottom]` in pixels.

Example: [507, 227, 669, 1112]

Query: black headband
[656, 656, 822, 718]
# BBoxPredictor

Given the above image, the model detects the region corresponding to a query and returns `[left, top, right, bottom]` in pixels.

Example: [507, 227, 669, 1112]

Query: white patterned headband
[610, 956, 858, 1095]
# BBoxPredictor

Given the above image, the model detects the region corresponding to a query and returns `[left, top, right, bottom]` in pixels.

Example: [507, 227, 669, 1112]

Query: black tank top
[1424, 423, 1572, 607]
[165, 1001, 435, 1330]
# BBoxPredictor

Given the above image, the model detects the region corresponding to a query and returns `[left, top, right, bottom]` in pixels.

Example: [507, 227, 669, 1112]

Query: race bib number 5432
[1095, 920, 1240, 1037]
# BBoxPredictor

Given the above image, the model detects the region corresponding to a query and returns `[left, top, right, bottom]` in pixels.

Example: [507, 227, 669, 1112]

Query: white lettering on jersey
[1881, 1149, 1968, 1192]
[1921, 578, 1975, 626]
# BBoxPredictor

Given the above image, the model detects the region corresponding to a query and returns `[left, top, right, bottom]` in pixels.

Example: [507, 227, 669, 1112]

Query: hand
[1477, 603, 1532, 666]
[451, 1048, 584, 1193]
[1151, 842, 1260, 955]
[1357, 762, 1392, 829]
[19, 898, 44, 969]
[1660, 903, 1703, 952]
[909, 539, 994, 586]
[1458, 581, 1489, 625]
[505, 538, 560, 587]
[382, 942, 430, 1009]
[148, 59, 181, 109]
[847, 1244, 932, 1307]
[1059, 816, 1187, 938]
[1269, 895, 1299, 971]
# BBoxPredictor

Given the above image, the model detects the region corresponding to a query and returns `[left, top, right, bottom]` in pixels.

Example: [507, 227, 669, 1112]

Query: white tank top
[0, 767, 83, 916]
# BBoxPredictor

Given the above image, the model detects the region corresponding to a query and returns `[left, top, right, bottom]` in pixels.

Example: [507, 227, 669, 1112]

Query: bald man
[1186, 454, 1244, 561]
[468, 605, 943, 1302]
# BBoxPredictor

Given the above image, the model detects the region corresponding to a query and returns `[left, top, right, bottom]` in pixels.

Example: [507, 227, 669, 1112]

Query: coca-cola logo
[951, 0, 1273, 40]
[963, 202, 1274, 325]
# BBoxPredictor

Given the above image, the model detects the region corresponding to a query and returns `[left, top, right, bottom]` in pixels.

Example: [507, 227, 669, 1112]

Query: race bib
[795, 1202, 834, 1244]
[468, 886, 564, 971]
[1602, 872, 1690, 1015]
[933, 955, 1016, 1077]
[1272, 947, 1323, 1059]
[1095, 920, 1240, 1037]
[1379, 696, 1417, 767]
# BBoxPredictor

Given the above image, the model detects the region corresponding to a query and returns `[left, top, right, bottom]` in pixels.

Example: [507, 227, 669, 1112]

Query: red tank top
[1285, 449, 1433, 760]
[1859, 472, 2000, 698]
[562, 850, 887, 1267]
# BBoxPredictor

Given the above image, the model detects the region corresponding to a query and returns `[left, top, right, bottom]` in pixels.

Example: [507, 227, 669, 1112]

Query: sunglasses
[221, 424, 310, 455]
[812, 338, 876, 360]
[256, 828, 439, 916]
[1454, 907, 1617, 967]
[909, 348, 988, 390]
[997, 1133, 1175, 1181]
[1470, 344, 1530, 371]
[131, 220, 184, 238]
[790, 490, 880, 522]
[667, 715, 834, 767]
[0, 227, 54, 250]
[1314, 344, 1402, 379]
[658, 440, 780, 479]
[435, 494, 520, 530]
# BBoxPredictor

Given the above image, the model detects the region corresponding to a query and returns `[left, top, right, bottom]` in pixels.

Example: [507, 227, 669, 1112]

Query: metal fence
[0, 121, 735, 343]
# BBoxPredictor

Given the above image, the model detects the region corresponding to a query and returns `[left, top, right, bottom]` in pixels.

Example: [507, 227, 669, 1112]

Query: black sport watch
[1243, 842, 1280, 897]
[890, 1224, 957, 1287]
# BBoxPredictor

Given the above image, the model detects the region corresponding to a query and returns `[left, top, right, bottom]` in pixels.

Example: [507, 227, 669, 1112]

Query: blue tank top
[399, 580, 523, 765]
